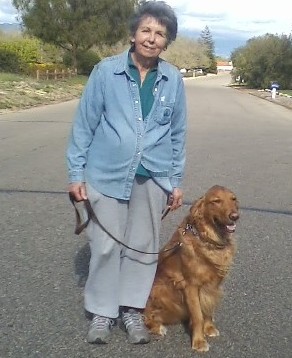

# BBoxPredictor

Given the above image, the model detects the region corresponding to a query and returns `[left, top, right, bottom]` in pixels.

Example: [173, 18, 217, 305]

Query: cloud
[164, 0, 292, 57]
[165, 0, 292, 39]
[0, 0, 18, 23]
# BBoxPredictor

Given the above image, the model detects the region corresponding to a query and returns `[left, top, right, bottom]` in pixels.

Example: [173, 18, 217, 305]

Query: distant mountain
[0, 23, 21, 33]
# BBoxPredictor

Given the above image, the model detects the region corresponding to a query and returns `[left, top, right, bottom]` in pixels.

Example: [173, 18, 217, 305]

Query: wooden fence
[36, 68, 78, 80]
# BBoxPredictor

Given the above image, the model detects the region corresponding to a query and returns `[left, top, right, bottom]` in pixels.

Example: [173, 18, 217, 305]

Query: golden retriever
[144, 185, 240, 352]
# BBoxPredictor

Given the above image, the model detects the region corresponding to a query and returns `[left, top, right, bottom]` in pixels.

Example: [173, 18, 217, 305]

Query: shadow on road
[1, 188, 292, 217]
[74, 243, 90, 288]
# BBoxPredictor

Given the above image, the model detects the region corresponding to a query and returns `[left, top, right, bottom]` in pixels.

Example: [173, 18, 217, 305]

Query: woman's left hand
[168, 188, 183, 211]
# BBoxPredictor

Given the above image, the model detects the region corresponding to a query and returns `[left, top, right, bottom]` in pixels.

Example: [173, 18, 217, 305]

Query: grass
[0, 72, 88, 112]
[280, 90, 292, 96]
[0, 72, 27, 82]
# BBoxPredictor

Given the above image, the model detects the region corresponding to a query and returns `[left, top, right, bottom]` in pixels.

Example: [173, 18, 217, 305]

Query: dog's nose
[229, 212, 239, 221]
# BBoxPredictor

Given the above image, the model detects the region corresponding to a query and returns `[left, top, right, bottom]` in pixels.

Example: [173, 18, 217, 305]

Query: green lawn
[0, 72, 27, 82]
[280, 90, 292, 96]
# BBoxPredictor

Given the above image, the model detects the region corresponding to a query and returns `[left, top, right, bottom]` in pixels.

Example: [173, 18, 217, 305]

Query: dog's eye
[211, 198, 221, 204]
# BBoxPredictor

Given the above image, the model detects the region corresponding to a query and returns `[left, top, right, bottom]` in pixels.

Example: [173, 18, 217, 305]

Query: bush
[231, 34, 292, 89]
[0, 48, 25, 73]
[0, 37, 66, 75]
[63, 50, 100, 75]
[0, 37, 41, 74]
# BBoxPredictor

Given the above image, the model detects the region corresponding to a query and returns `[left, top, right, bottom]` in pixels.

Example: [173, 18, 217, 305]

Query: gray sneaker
[121, 309, 150, 344]
[87, 314, 114, 344]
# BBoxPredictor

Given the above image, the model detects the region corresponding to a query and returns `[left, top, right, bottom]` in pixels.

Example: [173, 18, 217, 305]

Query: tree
[162, 36, 210, 70]
[12, 0, 138, 70]
[231, 33, 292, 89]
[199, 26, 217, 73]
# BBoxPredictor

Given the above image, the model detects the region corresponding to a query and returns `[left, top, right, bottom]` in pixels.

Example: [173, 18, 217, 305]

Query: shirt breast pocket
[155, 102, 174, 125]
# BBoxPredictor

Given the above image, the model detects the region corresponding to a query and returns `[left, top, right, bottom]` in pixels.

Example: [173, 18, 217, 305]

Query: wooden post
[54, 69, 57, 80]
[46, 70, 49, 80]
[36, 69, 39, 80]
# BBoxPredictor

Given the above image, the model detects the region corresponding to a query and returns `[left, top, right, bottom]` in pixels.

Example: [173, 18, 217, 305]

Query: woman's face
[131, 16, 168, 60]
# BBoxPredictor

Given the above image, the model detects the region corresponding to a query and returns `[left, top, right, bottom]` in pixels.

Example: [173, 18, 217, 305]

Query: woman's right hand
[68, 182, 87, 202]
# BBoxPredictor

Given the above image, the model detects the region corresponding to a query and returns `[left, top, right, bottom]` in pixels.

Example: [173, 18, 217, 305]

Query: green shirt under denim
[128, 53, 157, 177]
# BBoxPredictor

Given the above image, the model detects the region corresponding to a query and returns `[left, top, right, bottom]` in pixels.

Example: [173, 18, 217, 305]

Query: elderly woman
[67, 0, 187, 345]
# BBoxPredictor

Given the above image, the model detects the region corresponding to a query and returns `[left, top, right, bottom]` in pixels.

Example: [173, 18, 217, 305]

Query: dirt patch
[234, 87, 292, 110]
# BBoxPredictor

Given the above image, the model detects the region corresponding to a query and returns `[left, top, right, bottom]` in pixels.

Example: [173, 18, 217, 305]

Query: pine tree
[199, 26, 217, 73]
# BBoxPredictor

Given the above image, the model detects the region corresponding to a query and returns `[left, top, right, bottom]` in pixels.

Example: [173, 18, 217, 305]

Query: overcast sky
[2, 0, 291, 36]
[0, 0, 17, 23]
[165, 0, 291, 39]
[1, 0, 291, 56]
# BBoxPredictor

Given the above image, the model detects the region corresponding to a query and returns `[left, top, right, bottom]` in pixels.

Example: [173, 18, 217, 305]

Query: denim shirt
[67, 50, 187, 200]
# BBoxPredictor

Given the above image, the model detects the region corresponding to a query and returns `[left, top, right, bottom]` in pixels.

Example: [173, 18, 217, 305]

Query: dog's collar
[183, 224, 199, 236]
[183, 224, 226, 250]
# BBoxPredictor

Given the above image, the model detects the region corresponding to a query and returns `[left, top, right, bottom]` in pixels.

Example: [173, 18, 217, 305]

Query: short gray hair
[129, 1, 178, 45]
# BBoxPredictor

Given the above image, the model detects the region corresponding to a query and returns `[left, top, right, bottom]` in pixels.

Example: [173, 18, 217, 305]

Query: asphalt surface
[1, 74, 291, 358]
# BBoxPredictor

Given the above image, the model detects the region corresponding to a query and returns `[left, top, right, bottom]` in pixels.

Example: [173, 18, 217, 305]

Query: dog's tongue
[226, 224, 236, 233]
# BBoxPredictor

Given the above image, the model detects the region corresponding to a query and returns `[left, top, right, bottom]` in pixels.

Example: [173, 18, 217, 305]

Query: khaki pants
[84, 176, 168, 318]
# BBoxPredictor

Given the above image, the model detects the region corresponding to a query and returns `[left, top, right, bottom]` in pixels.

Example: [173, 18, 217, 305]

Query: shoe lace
[122, 310, 145, 331]
[91, 315, 114, 330]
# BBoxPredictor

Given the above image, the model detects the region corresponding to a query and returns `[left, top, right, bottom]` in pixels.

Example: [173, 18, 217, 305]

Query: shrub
[0, 37, 41, 73]
[63, 50, 100, 75]
[0, 48, 25, 73]
[0, 37, 66, 75]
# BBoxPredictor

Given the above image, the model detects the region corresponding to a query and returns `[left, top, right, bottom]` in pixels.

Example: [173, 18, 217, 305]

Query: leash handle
[68, 193, 181, 255]
[69, 193, 90, 235]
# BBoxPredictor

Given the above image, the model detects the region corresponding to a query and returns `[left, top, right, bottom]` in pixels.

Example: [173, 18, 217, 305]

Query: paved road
[1, 74, 291, 358]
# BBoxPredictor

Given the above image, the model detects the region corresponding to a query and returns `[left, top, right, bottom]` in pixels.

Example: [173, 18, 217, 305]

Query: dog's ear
[189, 196, 205, 223]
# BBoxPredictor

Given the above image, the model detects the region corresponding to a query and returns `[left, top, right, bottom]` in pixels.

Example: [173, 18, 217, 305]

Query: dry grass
[0, 73, 87, 113]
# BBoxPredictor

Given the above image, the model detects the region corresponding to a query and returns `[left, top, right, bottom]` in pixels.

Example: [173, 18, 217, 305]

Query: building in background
[217, 61, 233, 72]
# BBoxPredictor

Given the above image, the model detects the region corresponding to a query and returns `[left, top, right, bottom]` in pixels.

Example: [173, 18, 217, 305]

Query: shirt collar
[128, 50, 157, 72]
[114, 49, 169, 80]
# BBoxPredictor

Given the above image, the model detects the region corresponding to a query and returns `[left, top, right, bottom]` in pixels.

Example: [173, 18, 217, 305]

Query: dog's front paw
[159, 325, 167, 336]
[148, 324, 167, 337]
[192, 338, 210, 352]
[204, 324, 220, 337]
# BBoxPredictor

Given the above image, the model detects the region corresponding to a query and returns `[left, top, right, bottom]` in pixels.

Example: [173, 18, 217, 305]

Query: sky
[1, 0, 291, 57]
[165, 0, 292, 56]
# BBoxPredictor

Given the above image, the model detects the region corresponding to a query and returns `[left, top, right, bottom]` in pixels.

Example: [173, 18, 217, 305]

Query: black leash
[69, 193, 182, 255]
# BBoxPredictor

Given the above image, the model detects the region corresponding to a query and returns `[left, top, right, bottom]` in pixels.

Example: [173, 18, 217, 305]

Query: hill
[0, 23, 21, 33]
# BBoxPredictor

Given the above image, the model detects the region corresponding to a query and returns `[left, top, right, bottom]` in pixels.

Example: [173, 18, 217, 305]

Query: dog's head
[190, 185, 240, 236]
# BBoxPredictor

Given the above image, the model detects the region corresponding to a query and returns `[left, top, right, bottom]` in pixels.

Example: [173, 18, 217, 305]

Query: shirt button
[138, 117, 142, 121]
[135, 100, 139, 104]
